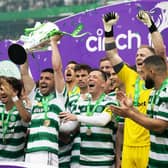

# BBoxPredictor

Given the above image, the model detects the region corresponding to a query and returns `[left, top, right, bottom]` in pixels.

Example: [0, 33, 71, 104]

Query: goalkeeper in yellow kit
[102, 10, 166, 168]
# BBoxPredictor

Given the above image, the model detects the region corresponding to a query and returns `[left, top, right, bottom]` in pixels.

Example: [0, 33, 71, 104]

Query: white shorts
[25, 151, 58, 167]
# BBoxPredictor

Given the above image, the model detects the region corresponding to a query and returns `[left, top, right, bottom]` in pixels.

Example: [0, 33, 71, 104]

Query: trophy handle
[8, 44, 27, 65]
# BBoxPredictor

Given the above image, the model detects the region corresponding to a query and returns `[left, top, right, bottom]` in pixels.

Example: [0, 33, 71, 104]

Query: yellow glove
[137, 10, 153, 27]
[137, 10, 157, 33]
[102, 12, 119, 32]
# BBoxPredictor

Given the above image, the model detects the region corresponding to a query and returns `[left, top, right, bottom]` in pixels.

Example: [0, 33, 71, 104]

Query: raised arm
[50, 35, 65, 93]
[20, 58, 35, 95]
[103, 12, 123, 66]
[137, 10, 166, 59]
[103, 10, 167, 68]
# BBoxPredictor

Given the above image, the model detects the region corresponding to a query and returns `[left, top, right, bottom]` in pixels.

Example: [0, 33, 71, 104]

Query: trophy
[8, 21, 89, 65]
[0, 60, 21, 79]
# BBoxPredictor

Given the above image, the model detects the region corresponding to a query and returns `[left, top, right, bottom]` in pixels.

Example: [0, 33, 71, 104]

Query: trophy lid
[0, 60, 21, 79]
[8, 44, 27, 65]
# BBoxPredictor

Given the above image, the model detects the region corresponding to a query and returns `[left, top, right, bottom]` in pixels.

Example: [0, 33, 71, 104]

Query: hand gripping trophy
[8, 21, 89, 65]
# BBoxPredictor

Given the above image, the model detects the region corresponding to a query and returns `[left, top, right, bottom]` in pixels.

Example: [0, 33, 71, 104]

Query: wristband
[104, 27, 114, 37]
[105, 42, 116, 50]
[149, 20, 157, 33]
[12, 96, 19, 102]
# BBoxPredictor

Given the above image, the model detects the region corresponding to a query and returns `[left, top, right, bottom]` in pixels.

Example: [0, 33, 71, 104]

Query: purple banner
[0, 0, 168, 81]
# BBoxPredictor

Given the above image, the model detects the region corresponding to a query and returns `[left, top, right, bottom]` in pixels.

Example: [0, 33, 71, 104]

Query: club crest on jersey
[10, 115, 16, 122]
[96, 106, 104, 112]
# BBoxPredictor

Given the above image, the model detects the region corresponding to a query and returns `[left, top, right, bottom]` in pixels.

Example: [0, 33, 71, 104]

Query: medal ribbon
[41, 93, 55, 121]
[1, 106, 15, 143]
[133, 76, 145, 106]
[86, 93, 106, 129]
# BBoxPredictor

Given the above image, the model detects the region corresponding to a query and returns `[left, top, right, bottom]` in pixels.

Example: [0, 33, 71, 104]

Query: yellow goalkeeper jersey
[118, 64, 151, 146]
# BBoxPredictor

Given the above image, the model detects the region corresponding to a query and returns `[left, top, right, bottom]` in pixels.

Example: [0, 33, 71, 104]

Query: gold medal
[43, 120, 50, 127]
[86, 128, 92, 136]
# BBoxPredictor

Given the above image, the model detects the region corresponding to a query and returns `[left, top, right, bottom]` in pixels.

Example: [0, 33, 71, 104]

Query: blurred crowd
[0, 0, 113, 12]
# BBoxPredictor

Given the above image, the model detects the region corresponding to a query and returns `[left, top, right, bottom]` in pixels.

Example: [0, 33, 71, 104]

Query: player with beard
[20, 35, 67, 167]
[0, 77, 31, 161]
[102, 10, 166, 168]
[109, 55, 168, 168]
[64, 61, 80, 96]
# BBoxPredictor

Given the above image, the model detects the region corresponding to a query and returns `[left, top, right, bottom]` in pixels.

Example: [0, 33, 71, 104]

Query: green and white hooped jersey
[68, 93, 87, 167]
[76, 94, 117, 167]
[0, 103, 29, 161]
[107, 92, 124, 124]
[147, 87, 168, 168]
[26, 88, 66, 155]
[58, 91, 82, 168]
[68, 93, 87, 114]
